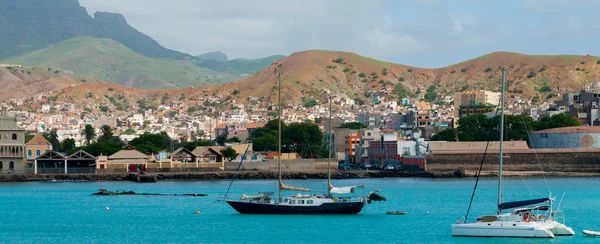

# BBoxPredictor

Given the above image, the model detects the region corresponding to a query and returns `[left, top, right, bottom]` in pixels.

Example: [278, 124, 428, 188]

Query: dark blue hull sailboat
[225, 200, 365, 214]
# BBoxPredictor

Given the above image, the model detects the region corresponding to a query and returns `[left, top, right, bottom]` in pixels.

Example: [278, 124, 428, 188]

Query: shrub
[80, 79, 86, 83]
[332, 58, 344, 64]
[370, 72, 377, 76]
[47, 68, 51, 71]
[27, 71, 31, 74]
[408, 68, 413, 72]
[99, 105, 109, 112]
[361, 79, 368, 83]
[581, 61, 586, 64]
[461, 85, 470, 91]
[460, 68, 468, 73]
[575, 68, 581, 71]
[232, 89, 240, 95]
[527, 71, 537, 78]
[371, 75, 379, 79]
[484, 67, 493, 72]
[546, 93, 557, 99]
[539, 66, 547, 72]
[427, 84, 436, 92]
[108, 88, 114, 91]
[597, 60, 600, 64]
[451, 70, 456, 74]
[343, 67, 351, 73]
[54, 70, 59, 74]
[382, 68, 388, 76]
[539, 85, 552, 92]
[398, 77, 405, 82]
[378, 80, 384, 84]
[351, 70, 357, 74]
[359, 72, 366, 77]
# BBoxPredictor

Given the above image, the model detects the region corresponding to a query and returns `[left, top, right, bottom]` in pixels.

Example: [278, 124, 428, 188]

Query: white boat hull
[452, 222, 555, 238]
[551, 221, 575, 236]
[583, 230, 600, 237]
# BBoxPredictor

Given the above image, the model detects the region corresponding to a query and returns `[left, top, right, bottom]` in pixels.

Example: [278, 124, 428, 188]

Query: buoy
[426, 211, 430, 214]
[105, 207, 110, 211]
[195, 210, 201, 215]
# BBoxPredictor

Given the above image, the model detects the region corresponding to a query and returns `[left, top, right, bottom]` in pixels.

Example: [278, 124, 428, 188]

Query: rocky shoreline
[0, 170, 467, 182]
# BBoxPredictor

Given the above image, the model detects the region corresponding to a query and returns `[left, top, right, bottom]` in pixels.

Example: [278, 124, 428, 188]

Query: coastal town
[2, 71, 600, 177]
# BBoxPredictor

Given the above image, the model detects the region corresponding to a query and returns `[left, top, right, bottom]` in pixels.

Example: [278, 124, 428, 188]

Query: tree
[25, 133, 35, 143]
[539, 85, 552, 92]
[424, 91, 438, 102]
[129, 132, 171, 154]
[216, 132, 228, 146]
[426, 84, 436, 92]
[431, 129, 457, 141]
[359, 72, 366, 78]
[527, 71, 537, 78]
[80, 124, 96, 146]
[226, 136, 241, 143]
[340, 122, 367, 130]
[232, 89, 240, 95]
[535, 114, 581, 130]
[60, 138, 76, 152]
[43, 128, 60, 150]
[98, 125, 114, 142]
[220, 147, 239, 162]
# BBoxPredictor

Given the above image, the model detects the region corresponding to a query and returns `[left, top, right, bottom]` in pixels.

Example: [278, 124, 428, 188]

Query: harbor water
[1, 177, 599, 243]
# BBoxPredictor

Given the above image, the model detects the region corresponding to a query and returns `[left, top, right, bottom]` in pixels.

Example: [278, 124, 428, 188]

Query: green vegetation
[378, 80, 385, 84]
[361, 79, 368, 83]
[252, 120, 325, 158]
[80, 124, 96, 146]
[382, 68, 388, 76]
[393, 83, 414, 98]
[527, 71, 537, 78]
[359, 72, 366, 78]
[597, 60, 600, 64]
[340, 122, 367, 130]
[461, 85, 470, 91]
[457, 113, 581, 142]
[461, 68, 468, 73]
[196, 55, 285, 76]
[539, 66, 547, 72]
[3, 37, 238, 89]
[354, 98, 365, 105]
[484, 67, 493, 72]
[332, 58, 344, 64]
[539, 85, 552, 92]
[398, 77, 405, 82]
[424, 92, 438, 102]
[302, 98, 318, 107]
[121, 128, 137, 135]
[343, 67, 351, 73]
[408, 68, 413, 72]
[99, 105, 109, 112]
[431, 128, 457, 141]
[220, 148, 239, 162]
[326, 65, 337, 69]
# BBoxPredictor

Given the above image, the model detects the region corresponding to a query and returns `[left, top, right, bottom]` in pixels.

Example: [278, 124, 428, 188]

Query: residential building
[344, 132, 361, 163]
[453, 90, 501, 126]
[25, 134, 52, 169]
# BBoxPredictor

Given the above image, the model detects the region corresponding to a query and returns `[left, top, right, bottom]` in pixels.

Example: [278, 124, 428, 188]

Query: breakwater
[0, 170, 466, 182]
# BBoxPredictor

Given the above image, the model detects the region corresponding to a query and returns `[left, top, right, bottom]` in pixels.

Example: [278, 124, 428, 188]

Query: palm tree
[80, 124, 96, 145]
[43, 128, 60, 150]
[98, 125, 114, 142]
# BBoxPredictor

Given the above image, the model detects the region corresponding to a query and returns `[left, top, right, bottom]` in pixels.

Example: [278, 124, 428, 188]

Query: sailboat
[223, 65, 377, 214]
[451, 70, 575, 238]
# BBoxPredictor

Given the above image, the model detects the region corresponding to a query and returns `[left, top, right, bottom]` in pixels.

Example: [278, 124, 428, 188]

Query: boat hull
[452, 222, 555, 238]
[226, 200, 365, 214]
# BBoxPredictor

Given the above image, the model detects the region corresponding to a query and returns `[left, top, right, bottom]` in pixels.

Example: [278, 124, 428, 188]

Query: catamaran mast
[497, 69, 506, 214]
[278, 66, 283, 203]
[327, 96, 332, 197]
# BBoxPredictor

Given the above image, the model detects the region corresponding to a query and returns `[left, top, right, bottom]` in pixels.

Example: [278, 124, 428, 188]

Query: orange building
[344, 133, 361, 160]
[26, 134, 52, 160]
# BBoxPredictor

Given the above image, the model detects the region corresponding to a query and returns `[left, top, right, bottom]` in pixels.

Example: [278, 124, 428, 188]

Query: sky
[79, 0, 600, 68]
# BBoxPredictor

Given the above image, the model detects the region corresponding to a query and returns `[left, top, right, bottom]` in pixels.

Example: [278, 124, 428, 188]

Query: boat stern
[551, 221, 575, 236]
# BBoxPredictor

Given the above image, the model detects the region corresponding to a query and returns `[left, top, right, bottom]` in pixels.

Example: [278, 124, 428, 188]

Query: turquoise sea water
[0, 177, 599, 243]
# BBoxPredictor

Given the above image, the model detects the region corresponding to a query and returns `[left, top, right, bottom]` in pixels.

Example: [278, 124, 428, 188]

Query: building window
[402, 147, 411, 155]
[11, 134, 16, 140]
[28, 150, 32, 157]
[27, 164, 33, 169]
[36, 150, 40, 157]
[0, 161, 2, 169]
[9, 161, 14, 169]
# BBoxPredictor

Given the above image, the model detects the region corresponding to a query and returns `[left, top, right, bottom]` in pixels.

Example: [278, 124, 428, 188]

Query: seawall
[0, 170, 465, 182]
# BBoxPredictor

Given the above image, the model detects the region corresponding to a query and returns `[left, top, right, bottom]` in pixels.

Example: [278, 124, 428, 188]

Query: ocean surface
[0, 177, 599, 243]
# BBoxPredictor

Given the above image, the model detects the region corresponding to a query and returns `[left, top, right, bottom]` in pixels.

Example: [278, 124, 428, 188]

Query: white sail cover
[280, 182, 311, 192]
[241, 194, 265, 200]
[329, 184, 359, 194]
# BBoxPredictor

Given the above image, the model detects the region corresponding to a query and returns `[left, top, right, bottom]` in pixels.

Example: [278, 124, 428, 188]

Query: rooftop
[532, 126, 600, 134]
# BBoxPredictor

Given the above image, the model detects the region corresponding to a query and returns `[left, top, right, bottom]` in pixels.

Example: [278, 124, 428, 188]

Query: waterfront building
[529, 126, 600, 149]
[344, 132, 361, 163]
[0, 117, 26, 174]
[453, 90, 501, 126]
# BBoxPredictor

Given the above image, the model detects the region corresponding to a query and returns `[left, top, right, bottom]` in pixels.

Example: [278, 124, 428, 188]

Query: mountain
[196, 55, 286, 76]
[3, 37, 238, 89]
[196, 52, 228, 62]
[228, 50, 600, 104]
[0, 0, 189, 60]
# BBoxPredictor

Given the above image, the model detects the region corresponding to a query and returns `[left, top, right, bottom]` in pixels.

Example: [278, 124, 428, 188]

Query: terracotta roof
[26, 134, 51, 145]
[532, 126, 600, 134]
[245, 122, 265, 129]
[108, 149, 149, 160]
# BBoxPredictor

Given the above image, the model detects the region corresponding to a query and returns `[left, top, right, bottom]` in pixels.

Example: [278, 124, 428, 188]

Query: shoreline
[0, 169, 599, 182]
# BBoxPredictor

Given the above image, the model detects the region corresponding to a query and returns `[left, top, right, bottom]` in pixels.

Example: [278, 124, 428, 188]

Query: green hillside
[2, 37, 237, 89]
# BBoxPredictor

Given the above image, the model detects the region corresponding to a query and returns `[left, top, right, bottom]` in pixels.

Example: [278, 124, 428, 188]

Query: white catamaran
[451, 70, 574, 238]
[222, 64, 383, 214]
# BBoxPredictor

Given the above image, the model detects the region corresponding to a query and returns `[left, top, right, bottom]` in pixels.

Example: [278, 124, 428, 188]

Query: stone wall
[426, 152, 600, 172]
[224, 159, 333, 171]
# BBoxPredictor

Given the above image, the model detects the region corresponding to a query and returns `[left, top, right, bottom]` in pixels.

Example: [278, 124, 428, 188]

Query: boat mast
[497, 69, 506, 214]
[278, 65, 283, 203]
[327, 95, 332, 197]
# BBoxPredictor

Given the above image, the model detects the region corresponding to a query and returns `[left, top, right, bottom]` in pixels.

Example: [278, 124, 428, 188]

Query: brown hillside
[228, 50, 600, 104]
